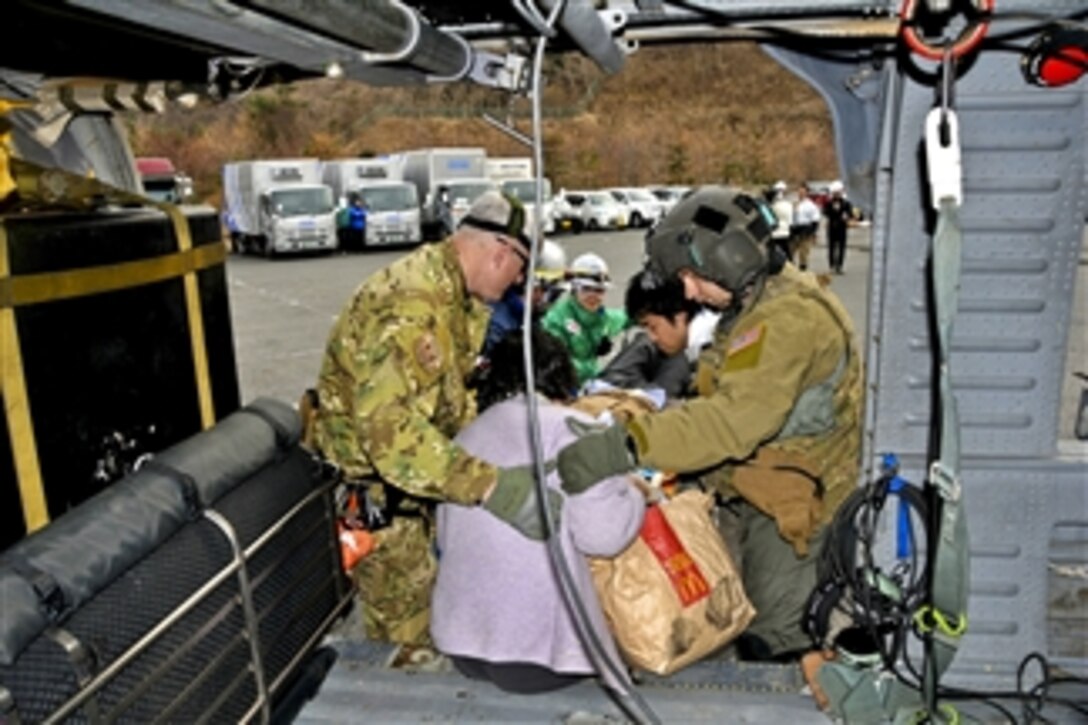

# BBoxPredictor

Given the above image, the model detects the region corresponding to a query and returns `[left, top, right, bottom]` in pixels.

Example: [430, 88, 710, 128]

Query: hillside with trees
[128, 43, 837, 205]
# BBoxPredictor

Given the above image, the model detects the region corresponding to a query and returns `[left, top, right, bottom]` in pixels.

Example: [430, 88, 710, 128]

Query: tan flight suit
[626, 265, 864, 655]
[314, 241, 493, 644]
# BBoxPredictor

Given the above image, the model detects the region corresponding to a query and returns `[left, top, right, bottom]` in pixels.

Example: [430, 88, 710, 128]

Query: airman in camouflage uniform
[314, 191, 554, 645]
[556, 186, 864, 658]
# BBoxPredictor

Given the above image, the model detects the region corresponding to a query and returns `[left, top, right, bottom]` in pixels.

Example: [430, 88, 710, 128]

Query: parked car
[566, 190, 628, 231]
[650, 186, 686, 214]
[609, 187, 664, 228]
[551, 192, 583, 233]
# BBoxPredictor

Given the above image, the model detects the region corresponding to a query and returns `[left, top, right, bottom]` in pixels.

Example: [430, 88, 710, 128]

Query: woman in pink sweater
[431, 328, 644, 694]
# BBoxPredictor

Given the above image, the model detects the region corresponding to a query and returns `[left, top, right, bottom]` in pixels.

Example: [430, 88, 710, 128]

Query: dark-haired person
[554, 186, 864, 661]
[431, 328, 644, 693]
[596, 270, 702, 400]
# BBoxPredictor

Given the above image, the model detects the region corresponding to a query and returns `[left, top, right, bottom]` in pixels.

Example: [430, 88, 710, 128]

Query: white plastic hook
[925, 106, 962, 210]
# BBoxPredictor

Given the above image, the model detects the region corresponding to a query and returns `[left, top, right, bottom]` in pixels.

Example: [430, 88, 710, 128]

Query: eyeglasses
[494, 234, 530, 271]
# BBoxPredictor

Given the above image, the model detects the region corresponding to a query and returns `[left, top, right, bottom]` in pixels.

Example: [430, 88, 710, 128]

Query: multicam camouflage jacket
[314, 241, 495, 505]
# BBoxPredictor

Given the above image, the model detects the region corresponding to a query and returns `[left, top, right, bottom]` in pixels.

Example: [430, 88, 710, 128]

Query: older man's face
[479, 234, 528, 302]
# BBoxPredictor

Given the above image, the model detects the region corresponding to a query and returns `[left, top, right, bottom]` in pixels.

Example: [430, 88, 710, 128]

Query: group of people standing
[309, 185, 864, 695]
[768, 179, 856, 274]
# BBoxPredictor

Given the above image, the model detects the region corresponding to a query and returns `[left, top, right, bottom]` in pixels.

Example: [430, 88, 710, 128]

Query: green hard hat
[644, 185, 772, 297]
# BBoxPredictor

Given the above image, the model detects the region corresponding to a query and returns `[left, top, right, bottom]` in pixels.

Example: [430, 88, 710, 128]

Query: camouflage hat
[644, 185, 771, 297]
[459, 190, 531, 250]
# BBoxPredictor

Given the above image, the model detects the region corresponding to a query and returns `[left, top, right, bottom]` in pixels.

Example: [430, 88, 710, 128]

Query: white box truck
[223, 159, 336, 256]
[400, 148, 497, 240]
[486, 157, 556, 235]
[322, 157, 421, 246]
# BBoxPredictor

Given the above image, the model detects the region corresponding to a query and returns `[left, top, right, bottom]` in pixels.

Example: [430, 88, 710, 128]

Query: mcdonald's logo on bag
[640, 504, 710, 606]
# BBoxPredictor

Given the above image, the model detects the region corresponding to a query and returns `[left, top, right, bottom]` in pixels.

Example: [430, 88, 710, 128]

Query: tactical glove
[595, 337, 614, 357]
[484, 464, 562, 541]
[557, 421, 636, 496]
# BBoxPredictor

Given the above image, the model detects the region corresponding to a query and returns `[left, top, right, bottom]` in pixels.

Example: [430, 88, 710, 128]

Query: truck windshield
[501, 179, 552, 204]
[446, 182, 496, 205]
[143, 179, 180, 204]
[357, 185, 418, 212]
[269, 187, 333, 216]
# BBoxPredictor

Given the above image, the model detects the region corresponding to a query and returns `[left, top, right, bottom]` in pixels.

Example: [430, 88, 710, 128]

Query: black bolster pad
[155, 397, 301, 507]
[0, 397, 300, 666]
[0, 464, 193, 666]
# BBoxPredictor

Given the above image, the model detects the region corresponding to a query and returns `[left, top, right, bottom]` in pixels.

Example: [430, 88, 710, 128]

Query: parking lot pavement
[226, 228, 875, 407]
[227, 225, 1086, 440]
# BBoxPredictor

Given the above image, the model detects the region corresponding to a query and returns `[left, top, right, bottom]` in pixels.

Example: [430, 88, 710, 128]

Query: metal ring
[900, 0, 994, 61]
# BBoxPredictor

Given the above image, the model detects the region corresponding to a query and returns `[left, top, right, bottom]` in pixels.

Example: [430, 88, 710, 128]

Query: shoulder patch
[564, 319, 582, 336]
[727, 324, 765, 356]
[413, 332, 444, 375]
[724, 323, 766, 372]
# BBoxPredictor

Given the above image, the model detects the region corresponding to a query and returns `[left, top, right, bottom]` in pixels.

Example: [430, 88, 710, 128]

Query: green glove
[557, 420, 636, 495]
[484, 463, 563, 541]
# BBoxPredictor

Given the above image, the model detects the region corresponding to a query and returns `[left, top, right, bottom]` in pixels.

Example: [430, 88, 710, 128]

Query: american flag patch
[727, 324, 765, 356]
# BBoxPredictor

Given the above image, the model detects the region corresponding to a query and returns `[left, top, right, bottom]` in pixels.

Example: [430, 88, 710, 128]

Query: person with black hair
[431, 327, 644, 694]
[595, 271, 702, 400]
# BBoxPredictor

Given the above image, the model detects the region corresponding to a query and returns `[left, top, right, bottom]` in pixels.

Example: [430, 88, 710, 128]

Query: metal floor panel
[868, 49, 1087, 459]
[295, 640, 828, 723]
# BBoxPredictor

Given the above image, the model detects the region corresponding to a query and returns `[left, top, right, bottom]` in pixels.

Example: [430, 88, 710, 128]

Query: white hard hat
[829, 180, 845, 194]
[773, 180, 787, 193]
[537, 240, 567, 274]
[570, 252, 610, 289]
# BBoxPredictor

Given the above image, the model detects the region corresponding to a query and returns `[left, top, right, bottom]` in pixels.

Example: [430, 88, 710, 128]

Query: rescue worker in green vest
[313, 190, 562, 647]
[541, 253, 629, 386]
[556, 186, 864, 659]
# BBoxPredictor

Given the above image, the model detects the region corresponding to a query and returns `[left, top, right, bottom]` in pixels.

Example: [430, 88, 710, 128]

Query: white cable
[518, 2, 660, 723]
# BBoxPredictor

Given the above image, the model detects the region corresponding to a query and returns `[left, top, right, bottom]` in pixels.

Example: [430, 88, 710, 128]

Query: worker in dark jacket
[596, 270, 701, 400]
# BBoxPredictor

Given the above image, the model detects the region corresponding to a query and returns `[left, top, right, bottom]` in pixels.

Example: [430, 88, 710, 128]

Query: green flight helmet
[645, 185, 773, 303]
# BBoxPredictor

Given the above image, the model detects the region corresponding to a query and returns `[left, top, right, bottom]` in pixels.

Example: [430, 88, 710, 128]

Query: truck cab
[352, 180, 422, 247]
[136, 157, 193, 204]
[223, 160, 337, 256]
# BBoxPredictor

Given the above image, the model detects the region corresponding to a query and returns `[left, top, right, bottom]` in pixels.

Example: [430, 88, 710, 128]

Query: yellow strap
[913, 605, 968, 638]
[4, 155, 221, 430]
[912, 703, 960, 725]
[165, 204, 216, 430]
[1, 100, 35, 202]
[0, 221, 50, 533]
[0, 242, 225, 307]
[0, 154, 224, 533]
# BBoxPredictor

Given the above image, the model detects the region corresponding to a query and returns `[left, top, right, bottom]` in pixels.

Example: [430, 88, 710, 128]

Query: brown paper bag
[589, 490, 756, 675]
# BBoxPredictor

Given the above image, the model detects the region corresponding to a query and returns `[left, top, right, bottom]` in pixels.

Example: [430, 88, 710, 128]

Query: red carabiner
[900, 0, 995, 61]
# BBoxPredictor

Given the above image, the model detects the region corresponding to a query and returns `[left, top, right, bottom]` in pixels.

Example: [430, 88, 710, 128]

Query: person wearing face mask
[541, 253, 629, 386]
[312, 191, 566, 651]
[552, 186, 865, 662]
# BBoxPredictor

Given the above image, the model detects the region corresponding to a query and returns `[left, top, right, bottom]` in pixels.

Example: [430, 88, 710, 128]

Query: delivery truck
[136, 157, 193, 204]
[322, 157, 421, 247]
[223, 159, 337, 256]
[400, 147, 496, 239]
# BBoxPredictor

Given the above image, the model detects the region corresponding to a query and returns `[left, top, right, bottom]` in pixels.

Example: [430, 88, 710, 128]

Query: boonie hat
[459, 191, 531, 250]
